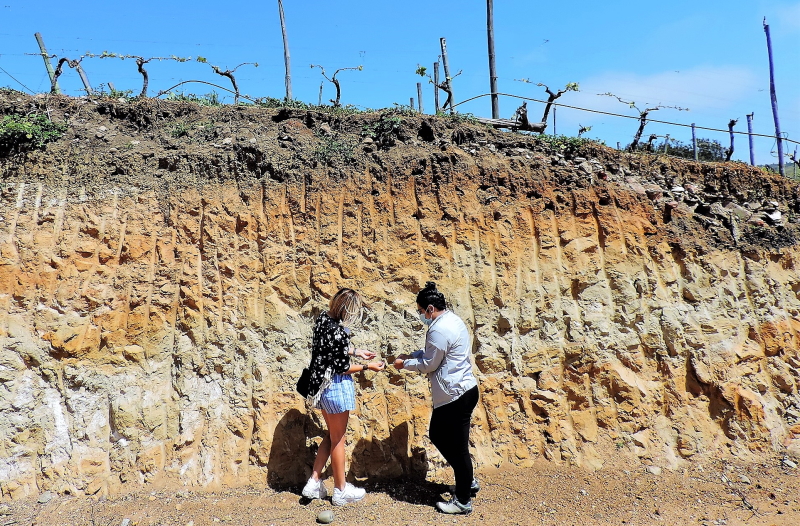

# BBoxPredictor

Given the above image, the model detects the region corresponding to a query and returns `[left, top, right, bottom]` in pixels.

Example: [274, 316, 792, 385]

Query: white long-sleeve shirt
[403, 310, 478, 408]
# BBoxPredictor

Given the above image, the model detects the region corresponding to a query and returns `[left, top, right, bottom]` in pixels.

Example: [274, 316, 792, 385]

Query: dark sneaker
[448, 478, 480, 495]
[436, 497, 473, 515]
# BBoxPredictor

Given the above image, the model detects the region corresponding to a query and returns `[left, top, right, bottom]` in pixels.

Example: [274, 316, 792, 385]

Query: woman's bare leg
[322, 410, 350, 490]
[311, 432, 332, 481]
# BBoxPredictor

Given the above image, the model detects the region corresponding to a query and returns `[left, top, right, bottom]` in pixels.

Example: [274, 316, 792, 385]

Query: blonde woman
[301, 288, 385, 505]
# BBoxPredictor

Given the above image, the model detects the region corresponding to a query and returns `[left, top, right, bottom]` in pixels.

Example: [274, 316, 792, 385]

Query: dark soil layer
[1, 92, 798, 256]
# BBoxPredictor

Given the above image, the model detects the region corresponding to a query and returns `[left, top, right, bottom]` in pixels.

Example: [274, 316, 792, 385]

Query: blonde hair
[329, 288, 363, 325]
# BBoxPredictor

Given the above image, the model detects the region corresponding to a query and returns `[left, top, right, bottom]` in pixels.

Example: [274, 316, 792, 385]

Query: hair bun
[424, 281, 437, 291]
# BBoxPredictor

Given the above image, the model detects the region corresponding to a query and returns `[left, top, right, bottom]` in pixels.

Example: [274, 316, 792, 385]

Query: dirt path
[3, 458, 798, 526]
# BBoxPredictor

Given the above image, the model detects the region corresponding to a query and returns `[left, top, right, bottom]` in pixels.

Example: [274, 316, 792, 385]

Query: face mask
[419, 311, 433, 326]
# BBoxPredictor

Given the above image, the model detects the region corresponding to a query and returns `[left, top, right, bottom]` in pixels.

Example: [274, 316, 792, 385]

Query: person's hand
[354, 348, 377, 360]
[367, 361, 386, 372]
[393, 358, 405, 370]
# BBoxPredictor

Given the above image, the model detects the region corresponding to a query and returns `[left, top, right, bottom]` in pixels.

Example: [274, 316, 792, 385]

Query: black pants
[428, 385, 479, 504]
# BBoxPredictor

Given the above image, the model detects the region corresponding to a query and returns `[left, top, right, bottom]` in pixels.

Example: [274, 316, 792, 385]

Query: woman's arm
[400, 330, 446, 373]
[344, 361, 386, 374]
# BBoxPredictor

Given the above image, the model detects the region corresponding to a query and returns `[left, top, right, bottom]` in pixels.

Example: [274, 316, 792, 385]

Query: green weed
[169, 122, 190, 139]
[313, 132, 355, 165]
[362, 113, 403, 148]
[193, 121, 217, 142]
[0, 113, 67, 151]
[165, 91, 222, 106]
[533, 134, 602, 154]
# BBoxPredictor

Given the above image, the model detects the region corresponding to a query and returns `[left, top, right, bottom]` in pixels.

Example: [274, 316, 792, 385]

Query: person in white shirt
[393, 282, 480, 515]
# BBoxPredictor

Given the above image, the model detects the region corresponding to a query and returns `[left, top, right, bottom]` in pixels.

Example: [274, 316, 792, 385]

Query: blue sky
[1, 1, 798, 165]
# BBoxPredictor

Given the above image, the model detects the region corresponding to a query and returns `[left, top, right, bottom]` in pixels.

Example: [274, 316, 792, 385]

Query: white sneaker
[301, 477, 328, 499]
[331, 482, 366, 506]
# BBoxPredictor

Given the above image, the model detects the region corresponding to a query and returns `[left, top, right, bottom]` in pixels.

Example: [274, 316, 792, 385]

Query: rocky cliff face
[1, 94, 799, 500]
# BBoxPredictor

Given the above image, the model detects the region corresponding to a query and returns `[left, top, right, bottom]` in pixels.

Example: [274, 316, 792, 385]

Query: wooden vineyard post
[433, 62, 441, 113]
[417, 82, 424, 114]
[746, 113, 755, 165]
[552, 107, 557, 136]
[691, 123, 698, 160]
[486, 0, 499, 118]
[318, 81, 323, 106]
[440, 38, 455, 114]
[410, 97, 415, 111]
[34, 32, 60, 94]
[278, 0, 292, 100]
[763, 19, 785, 176]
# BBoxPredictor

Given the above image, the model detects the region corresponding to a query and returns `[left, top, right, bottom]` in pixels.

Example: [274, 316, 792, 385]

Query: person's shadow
[348, 421, 446, 506]
[266, 408, 324, 494]
[266, 410, 443, 506]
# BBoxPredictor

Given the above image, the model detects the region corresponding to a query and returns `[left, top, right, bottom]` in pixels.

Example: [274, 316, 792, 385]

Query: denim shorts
[318, 374, 356, 414]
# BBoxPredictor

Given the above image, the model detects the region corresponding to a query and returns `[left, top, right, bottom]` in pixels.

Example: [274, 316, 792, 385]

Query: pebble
[222, 137, 233, 145]
[37, 491, 53, 504]
[782, 457, 797, 469]
[646, 466, 662, 476]
[579, 489, 588, 496]
[317, 510, 334, 524]
[0, 504, 10, 515]
[739, 475, 751, 484]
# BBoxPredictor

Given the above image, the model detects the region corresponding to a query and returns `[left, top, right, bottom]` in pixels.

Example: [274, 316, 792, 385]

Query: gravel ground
[2, 457, 798, 526]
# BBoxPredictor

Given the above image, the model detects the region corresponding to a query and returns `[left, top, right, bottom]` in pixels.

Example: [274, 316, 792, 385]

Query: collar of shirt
[429, 309, 449, 329]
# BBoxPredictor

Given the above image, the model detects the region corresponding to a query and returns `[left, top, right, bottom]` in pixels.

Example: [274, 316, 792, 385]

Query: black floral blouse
[306, 312, 351, 400]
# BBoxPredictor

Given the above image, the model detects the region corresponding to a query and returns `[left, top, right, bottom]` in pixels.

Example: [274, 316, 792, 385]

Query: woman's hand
[354, 348, 377, 360]
[393, 358, 405, 370]
[367, 361, 386, 372]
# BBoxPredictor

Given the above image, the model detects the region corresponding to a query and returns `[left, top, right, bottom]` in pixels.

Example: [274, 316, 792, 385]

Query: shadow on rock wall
[349, 421, 441, 505]
[266, 408, 322, 491]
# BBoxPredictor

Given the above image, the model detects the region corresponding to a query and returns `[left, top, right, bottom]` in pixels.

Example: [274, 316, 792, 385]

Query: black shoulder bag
[296, 367, 312, 398]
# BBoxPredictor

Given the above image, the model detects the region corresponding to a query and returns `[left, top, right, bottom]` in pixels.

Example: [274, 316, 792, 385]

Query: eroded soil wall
[1, 95, 799, 500]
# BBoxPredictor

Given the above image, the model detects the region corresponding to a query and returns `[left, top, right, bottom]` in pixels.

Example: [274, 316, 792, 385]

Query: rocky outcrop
[1, 94, 799, 500]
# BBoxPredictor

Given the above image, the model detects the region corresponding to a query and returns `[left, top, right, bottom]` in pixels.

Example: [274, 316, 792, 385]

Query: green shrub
[651, 138, 726, 162]
[165, 91, 222, 106]
[0, 114, 67, 151]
